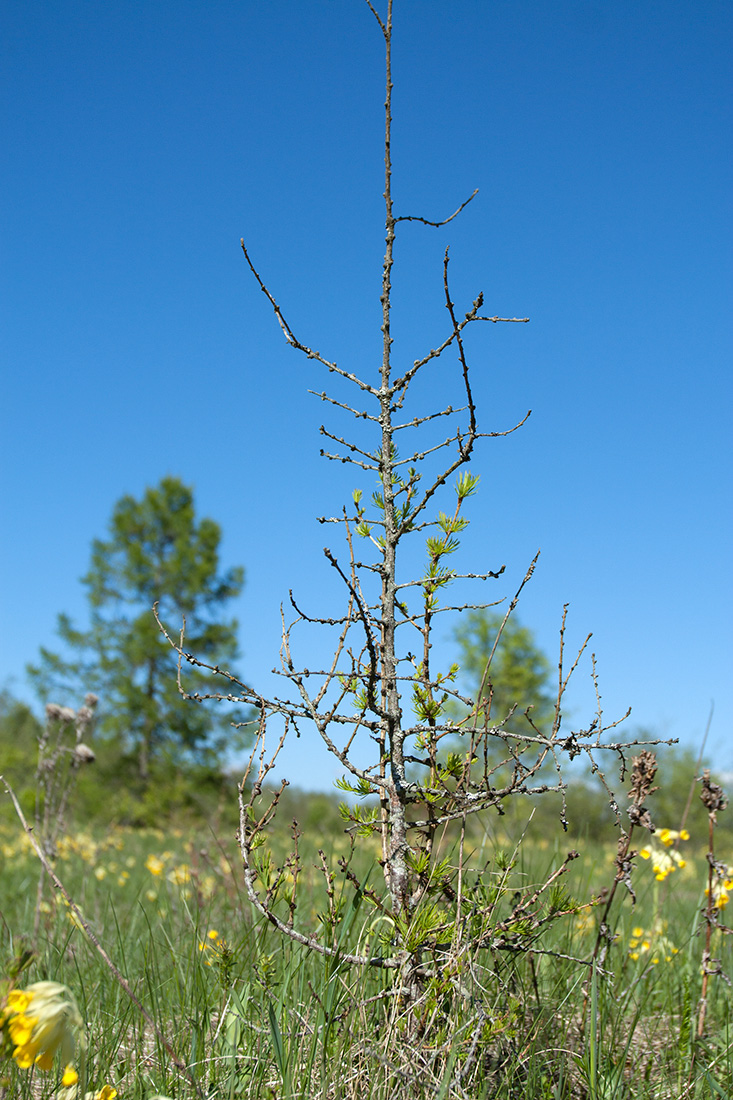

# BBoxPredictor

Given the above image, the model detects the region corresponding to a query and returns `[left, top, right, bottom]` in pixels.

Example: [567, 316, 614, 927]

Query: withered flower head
[629, 752, 655, 814]
[700, 770, 728, 819]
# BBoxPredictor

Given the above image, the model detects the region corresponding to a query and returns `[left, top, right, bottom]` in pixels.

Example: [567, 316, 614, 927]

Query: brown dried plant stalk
[697, 770, 730, 1039]
[32, 695, 98, 940]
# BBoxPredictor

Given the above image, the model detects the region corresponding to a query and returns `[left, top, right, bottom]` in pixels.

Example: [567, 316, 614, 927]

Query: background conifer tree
[28, 477, 247, 783]
[450, 609, 555, 736]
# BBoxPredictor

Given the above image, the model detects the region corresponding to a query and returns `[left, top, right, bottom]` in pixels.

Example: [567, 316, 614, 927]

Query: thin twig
[395, 188, 479, 227]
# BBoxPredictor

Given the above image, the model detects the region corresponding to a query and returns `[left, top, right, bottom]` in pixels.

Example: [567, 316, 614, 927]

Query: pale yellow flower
[639, 841, 686, 881]
[706, 867, 733, 909]
[55, 1084, 117, 1100]
[3, 981, 84, 1072]
[638, 825, 690, 879]
[168, 863, 191, 886]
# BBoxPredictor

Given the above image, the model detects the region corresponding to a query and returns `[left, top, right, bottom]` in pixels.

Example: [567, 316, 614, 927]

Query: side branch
[395, 188, 479, 228]
[363, 0, 387, 37]
[240, 239, 377, 394]
[324, 545, 381, 716]
[444, 247, 476, 438]
[398, 409, 530, 533]
[309, 389, 381, 423]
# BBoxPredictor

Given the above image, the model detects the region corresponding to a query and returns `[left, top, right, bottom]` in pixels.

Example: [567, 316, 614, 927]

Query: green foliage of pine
[27, 477, 253, 784]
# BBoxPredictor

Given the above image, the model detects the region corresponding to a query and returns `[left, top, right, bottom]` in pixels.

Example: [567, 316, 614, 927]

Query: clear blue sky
[2, 0, 731, 789]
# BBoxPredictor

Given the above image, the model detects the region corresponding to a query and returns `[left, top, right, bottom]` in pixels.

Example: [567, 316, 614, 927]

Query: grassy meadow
[1, 780, 731, 1100]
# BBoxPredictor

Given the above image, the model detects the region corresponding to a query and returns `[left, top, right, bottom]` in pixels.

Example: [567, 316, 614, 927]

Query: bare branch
[320, 449, 380, 470]
[309, 389, 380, 422]
[395, 188, 479, 228]
[363, 0, 387, 38]
[323, 545, 381, 716]
[240, 238, 377, 394]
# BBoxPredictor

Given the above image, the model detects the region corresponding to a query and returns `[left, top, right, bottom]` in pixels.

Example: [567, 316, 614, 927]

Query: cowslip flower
[639, 827, 689, 881]
[657, 828, 690, 847]
[706, 866, 733, 909]
[628, 922, 679, 963]
[56, 1085, 117, 1100]
[2, 981, 84, 1072]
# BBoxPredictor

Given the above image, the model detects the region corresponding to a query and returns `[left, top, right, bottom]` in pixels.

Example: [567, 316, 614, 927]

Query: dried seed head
[628, 750, 658, 820]
[700, 770, 728, 818]
[45, 704, 76, 723]
[628, 803, 653, 830]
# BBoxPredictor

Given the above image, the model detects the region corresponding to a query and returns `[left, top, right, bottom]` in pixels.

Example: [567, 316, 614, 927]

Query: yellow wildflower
[145, 853, 165, 876]
[168, 863, 191, 886]
[658, 828, 690, 847]
[705, 866, 733, 909]
[55, 1084, 117, 1100]
[199, 928, 221, 960]
[2, 981, 84, 1072]
[627, 921, 678, 964]
[639, 839, 687, 881]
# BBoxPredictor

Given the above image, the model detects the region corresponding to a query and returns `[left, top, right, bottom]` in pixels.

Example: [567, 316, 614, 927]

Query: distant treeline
[1, 692, 729, 850]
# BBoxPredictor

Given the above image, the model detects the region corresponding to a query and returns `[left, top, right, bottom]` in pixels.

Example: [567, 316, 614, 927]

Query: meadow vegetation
[0, 756, 731, 1098]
